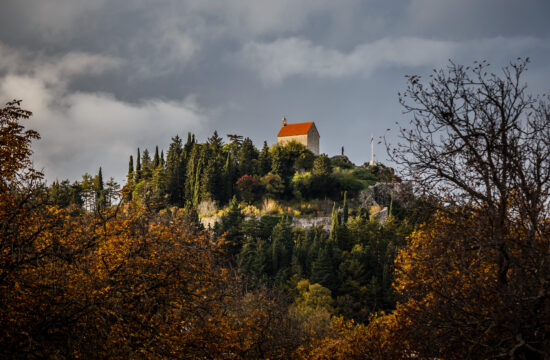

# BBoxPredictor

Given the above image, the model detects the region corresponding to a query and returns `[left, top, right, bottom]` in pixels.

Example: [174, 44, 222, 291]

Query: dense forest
[1, 59, 549, 359]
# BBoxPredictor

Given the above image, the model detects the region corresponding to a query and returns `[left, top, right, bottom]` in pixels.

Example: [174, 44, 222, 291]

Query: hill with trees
[1, 58, 548, 359]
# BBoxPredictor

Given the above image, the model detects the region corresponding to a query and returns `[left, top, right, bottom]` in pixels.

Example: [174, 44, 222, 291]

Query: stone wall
[277, 134, 308, 148]
[200, 216, 332, 231]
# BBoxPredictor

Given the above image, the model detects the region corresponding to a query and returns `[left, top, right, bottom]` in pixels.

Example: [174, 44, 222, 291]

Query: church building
[277, 117, 320, 155]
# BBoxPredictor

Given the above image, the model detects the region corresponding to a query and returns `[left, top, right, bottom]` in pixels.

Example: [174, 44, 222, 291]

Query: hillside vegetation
[1, 59, 548, 359]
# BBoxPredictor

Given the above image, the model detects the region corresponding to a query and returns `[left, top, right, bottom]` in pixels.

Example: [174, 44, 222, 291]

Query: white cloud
[0, 43, 207, 182]
[236, 36, 546, 84]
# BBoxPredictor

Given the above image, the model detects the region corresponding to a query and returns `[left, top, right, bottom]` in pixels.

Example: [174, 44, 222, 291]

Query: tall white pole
[369, 133, 375, 166]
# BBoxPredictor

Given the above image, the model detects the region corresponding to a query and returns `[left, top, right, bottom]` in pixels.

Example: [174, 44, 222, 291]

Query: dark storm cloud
[0, 0, 548, 182]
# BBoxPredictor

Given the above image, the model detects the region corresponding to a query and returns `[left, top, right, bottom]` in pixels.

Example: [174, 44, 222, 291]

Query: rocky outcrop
[291, 217, 331, 230]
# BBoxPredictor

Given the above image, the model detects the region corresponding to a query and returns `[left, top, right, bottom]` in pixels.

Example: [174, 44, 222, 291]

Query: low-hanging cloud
[236, 36, 545, 84]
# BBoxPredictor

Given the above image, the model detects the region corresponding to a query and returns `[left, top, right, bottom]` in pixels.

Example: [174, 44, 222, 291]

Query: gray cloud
[235, 36, 545, 84]
[0, 0, 549, 181]
[0, 45, 208, 182]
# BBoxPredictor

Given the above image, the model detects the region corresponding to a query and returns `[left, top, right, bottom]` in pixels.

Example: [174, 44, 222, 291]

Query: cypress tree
[192, 151, 204, 207]
[185, 145, 198, 201]
[94, 167, 106, 209]
[184, 132, 193, 155]
[330, 202, 339, 236]
[165, 136, 184, 206]
[128, 155, 134, 175]
[135, 148, 141, 182]
[343, 191, 349, 224]
[222, 153, 235, 203]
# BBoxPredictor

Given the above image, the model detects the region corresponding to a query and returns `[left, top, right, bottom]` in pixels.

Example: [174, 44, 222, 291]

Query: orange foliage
[298, 210, 549, 359]
[0, 101, 304, 359]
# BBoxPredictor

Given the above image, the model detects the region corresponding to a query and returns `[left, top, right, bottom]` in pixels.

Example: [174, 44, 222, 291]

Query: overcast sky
[1, 0, 549, 183]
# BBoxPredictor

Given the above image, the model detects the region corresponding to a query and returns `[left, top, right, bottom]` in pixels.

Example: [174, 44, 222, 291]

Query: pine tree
[270, 217, 293, 276]
[208, 130, 223, 154]
[238, 137, 258, 176]
[160, 150, 165, 167]
[238, 237, 258, 278]
[141, 149, 152, 179]
[105, 177, 119, 206]
[217, 197, 245, 258]
[310, 247, 338, 291]
[258, 141, 272, 176]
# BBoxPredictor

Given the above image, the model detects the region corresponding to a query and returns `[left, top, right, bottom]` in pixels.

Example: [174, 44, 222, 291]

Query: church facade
[277, 117, 320, 155]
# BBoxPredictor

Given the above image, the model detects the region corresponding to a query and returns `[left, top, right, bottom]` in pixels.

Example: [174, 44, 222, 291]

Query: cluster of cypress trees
[124, 131, 358, 207]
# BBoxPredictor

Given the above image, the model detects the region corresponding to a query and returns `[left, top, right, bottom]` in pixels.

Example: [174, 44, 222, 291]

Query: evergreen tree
[128, 155, 134, 175]
[310, 247, 338, 291]
[160, 150, 165, 167]
[153, 146, 160, 168]
[312, 154, 332, 176]
[105, 177, 119, 206]
[200, 159, 219, 201]
[185, 144, 199, 201]
[94, 167, 106, 209]
[270, 217, 293, 277]
[238, 237, 258, 279]
[258, 141, 272, 176]
[330, 202, 339, 237]
[141, 149, 152, 179]
[192, 151, 205, 207]
[208, 131, 223, 154]
[183, 132, 195, 155]
[238, 137, 258, 176]
[222, 153, 235, 202]
[135, 148, 141, 182]
[217, 197, 245, 259]
[342, 191, 349, 224]
[165, 136, 185, 206]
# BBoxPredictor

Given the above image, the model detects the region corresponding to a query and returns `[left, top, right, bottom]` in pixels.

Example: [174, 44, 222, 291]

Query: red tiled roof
[277, 122, 314, 137]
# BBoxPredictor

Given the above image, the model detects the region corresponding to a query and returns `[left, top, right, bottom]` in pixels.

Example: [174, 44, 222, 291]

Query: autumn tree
[382, 59, 550, 358]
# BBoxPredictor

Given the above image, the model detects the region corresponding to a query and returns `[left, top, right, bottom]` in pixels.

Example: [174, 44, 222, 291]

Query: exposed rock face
[358, 190, 376, 208]
[291, 217, 331, 230]
[370, 207, 388, 223]
[370, 182, 413, 207]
